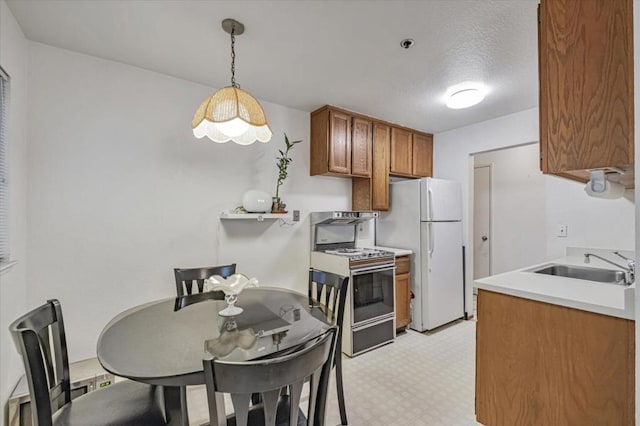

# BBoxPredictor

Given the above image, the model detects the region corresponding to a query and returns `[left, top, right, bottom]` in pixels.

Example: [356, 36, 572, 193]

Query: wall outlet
[557, 224, 568, 238]
[293, 210, 300, 222]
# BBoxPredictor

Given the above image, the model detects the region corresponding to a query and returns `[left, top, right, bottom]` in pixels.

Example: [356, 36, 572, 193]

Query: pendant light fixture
[192, 19, 272, 145]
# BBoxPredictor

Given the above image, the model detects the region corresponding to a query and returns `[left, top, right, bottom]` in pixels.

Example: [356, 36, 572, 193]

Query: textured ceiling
[7, 0, 539, 133]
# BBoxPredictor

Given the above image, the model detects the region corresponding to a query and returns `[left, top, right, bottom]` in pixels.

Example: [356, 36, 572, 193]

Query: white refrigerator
[377, 178, 464, 332]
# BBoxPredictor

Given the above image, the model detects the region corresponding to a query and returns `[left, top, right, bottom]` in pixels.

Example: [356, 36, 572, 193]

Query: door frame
[472, 162, 494, 280]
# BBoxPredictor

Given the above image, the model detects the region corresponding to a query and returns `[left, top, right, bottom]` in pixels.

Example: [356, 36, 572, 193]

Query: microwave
[7, 357, 115, 426]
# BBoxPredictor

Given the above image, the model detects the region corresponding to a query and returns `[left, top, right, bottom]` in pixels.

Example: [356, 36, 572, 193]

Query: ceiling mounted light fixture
[192, 18, 272, 145]
[445, 82, 487, 109]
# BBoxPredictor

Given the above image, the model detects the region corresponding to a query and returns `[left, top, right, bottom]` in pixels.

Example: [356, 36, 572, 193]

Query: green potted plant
[272, 133, 302, 213]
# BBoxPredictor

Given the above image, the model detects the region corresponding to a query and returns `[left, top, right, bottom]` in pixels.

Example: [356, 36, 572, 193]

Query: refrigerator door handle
[428, 222, 434, 257]
[427, 188, 434, 221]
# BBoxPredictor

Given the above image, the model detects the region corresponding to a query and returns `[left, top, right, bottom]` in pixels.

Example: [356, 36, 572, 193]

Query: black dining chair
[174, 263, 237, 297]
[203, 327, 337, 426]
[172, 263, 236, 424]
[9, 299, 167, 426]
[308, 269, 349, 426]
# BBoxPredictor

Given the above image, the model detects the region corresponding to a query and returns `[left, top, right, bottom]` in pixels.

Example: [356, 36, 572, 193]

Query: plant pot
[271, 197, 287, 213]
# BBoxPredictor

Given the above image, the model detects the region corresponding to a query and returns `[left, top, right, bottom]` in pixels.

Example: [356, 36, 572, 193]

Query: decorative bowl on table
[204, 273, 259, 316]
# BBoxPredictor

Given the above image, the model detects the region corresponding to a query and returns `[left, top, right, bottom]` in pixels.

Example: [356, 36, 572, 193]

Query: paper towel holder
[585, 167, 625, 199]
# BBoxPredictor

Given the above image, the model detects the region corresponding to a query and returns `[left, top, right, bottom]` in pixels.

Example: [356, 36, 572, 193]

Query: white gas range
[310, 212, 396, 357]
[311, 247, 395, 274]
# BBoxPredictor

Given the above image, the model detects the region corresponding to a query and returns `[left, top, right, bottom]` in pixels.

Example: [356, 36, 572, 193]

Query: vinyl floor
[187, 319, 479, 426]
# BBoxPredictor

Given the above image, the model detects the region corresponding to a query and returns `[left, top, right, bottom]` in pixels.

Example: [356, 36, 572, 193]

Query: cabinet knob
[482, 236, 488, 241]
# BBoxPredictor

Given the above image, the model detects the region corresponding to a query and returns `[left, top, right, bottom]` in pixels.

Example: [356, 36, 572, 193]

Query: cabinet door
[539, 0, 633, 174]
[372, 123, 390, 210]
[395, 256, 411, 329]
[412, 133, 433, 177]
[395, 272, 411, 329]
[476, 289, 634, 425]
[351, 117, 372, 177]
[390, 127, 413, 175]
[328, 110, 351, 174]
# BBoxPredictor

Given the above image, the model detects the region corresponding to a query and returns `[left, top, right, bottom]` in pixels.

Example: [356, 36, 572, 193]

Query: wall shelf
[220, 211, 293, 222]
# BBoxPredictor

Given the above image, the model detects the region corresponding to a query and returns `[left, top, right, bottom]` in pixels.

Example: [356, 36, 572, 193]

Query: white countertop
[372, 246, 413, 257]
[474, 249, 635, 320]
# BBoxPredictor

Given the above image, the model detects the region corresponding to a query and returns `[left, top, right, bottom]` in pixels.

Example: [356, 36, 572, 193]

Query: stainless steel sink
[531, 264, 626, 285]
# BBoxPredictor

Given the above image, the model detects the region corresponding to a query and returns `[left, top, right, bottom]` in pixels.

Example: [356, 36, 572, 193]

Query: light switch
[557, 224, 568, 238]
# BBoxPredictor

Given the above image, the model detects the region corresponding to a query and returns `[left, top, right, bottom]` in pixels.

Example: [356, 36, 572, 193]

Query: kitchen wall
[0, 1, 29, 422]
[25, 42, 351, 362]
[473, 143, 546, 275]
[435, 109, 537, 312]
[472, 142, 635, 276]
[545, 175, 634, 258]
[434, 108, 635, 314]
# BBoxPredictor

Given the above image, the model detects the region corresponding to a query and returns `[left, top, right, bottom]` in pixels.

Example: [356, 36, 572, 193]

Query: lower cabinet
[395, 255, 411, 330]
[476, 289, 634, 425]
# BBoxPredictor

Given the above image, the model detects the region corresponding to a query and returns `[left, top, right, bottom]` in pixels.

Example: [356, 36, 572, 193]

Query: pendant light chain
[230, 26, 237, 88]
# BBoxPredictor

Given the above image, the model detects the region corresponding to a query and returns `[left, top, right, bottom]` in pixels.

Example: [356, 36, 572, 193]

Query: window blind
[0, 67, 9, 261]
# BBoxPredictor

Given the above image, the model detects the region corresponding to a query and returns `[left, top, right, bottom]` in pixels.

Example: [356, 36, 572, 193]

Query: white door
[473, 165, 491, 279]
[420, 221, 464, 330]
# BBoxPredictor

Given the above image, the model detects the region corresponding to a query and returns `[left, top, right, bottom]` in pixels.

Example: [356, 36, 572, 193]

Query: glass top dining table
[97, 287, 333, 387]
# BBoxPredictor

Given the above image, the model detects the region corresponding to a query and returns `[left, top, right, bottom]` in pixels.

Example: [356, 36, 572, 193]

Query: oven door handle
[350, 264, 396, 275]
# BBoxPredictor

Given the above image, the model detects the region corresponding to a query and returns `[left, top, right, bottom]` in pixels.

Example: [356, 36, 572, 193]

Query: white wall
[473, 143, 547, 275]
[435, 107, 635, 315]
[435, 108, 538, 312]
[0, 1, 29, 423]
[26, 42, 351, 362]
[545, 175, 634, 258]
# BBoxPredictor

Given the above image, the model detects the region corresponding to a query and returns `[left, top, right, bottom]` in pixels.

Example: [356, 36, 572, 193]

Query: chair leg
[335, 356, 348, 425]
[163, 385, 189, 426]
[180, 385, 190, 426]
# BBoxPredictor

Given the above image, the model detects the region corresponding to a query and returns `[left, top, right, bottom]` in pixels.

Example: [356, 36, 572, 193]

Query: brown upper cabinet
[351, 117, 373, 177]
[390, 128, 413, 176]
[538, 0, 634, 186]
[371, 123, 391, 210]
[390, 128, 433, 178]
[310, 106, 371, 177]
[352, 122, 390, 211]
[311, 105, 433, 210]
[412, 133, 434, 178]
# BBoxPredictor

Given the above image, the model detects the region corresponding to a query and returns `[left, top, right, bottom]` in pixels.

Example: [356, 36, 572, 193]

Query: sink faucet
[584, 252, 635, 285]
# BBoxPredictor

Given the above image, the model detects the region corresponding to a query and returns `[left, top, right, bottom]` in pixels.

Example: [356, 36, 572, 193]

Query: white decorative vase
[205, 274, 260, 317]
[242, 190, 271, 213]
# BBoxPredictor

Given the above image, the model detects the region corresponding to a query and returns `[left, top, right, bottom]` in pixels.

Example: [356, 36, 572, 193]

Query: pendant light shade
[192, 86, 272, 145]
[192, 19, 272, 145]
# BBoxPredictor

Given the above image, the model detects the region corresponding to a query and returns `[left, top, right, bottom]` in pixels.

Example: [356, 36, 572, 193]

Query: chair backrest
[9, 299, 71, 426]
[309, 269, 349, 344]
[203, 327, 337, 426]
[173, 263, 236, 296]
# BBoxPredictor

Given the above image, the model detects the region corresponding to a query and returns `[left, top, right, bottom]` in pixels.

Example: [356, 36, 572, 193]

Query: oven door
[351, 264, 395, 326]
